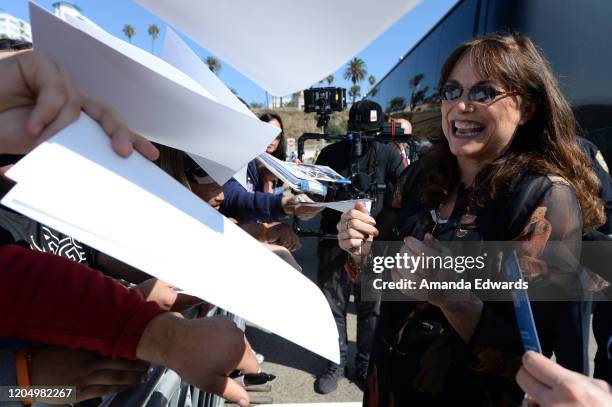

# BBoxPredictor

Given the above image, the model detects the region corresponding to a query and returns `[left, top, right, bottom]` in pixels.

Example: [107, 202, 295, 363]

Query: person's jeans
[317, 240, 380, 370]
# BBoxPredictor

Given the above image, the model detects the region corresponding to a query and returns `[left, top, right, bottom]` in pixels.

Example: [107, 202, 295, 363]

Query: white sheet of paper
[29, 2, 278, 185]
[135, 0, 421, 95]
[162, 28, 254, 118]
[300, 199, 372, 214]
[161, 27, 252, 187]
[2, 114, 339, 364]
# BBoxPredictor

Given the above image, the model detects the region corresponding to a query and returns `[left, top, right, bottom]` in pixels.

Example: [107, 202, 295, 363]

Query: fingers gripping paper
[2, 115, 340, 364]
[29, 2, 279, 185]
[135, 0, 421, 96]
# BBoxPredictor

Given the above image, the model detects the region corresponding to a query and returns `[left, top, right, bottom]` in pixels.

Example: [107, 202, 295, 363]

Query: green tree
[344, 58, 367, 85]
[326, 75, 334, 86]
[205, 56, 222, 75]
[148, 24, 159, 53]
[349, 85, 361, 103]
[122, 24, 135, 43]
[367, 74, 377, 95]
[344, 58, 367, 103]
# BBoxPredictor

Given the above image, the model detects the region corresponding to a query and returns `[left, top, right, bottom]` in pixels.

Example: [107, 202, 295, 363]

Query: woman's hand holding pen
[337, 203, 378, 258]
[399, 234, 482, 342]
[393, 234, 475, 305]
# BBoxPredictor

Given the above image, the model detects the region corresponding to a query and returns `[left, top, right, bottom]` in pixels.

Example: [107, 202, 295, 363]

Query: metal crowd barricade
[98, 306, 245, 407]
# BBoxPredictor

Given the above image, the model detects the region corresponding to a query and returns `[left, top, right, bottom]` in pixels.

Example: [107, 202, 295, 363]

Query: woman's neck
[456, 157, 484, 187]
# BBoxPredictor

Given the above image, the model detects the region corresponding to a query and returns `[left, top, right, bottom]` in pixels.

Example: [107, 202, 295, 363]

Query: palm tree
[349, 85, 361, 103]
[368, 74, 376, 87]
[344, 57, 367, 86]
[326, 75, 334, 86]
[205, 56, 222, 75]
[122, 24, 135, 43]
[148, 24, 159, 53]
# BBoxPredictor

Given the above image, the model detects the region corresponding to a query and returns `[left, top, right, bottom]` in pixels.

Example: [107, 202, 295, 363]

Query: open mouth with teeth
[452, 120, 485, 139]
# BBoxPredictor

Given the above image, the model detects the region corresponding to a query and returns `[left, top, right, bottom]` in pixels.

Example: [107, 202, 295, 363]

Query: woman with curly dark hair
[337, 33, 605, 405]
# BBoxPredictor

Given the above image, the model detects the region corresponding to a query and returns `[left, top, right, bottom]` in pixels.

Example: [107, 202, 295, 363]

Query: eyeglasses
[439, 83, 513, 104]
[185, 166, 215, 185]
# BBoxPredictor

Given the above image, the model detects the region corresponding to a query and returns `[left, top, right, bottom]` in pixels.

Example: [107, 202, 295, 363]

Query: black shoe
[353, 366, 368, 391]
[314, 363, 344, 394]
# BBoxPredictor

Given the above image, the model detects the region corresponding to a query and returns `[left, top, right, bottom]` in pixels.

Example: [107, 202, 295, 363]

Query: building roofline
[367, 0, 464, 97]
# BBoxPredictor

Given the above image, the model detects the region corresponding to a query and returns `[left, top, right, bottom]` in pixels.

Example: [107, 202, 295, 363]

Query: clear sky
[1, 0, 458, 106]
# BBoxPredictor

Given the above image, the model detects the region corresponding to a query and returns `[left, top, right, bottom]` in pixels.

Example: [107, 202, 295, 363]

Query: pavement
[244, 234, 363, 405]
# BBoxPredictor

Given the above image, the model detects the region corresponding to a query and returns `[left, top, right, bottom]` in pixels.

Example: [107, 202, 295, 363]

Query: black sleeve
[386, 143, 404, 179]
[578, 138, 612, 234]
[592, 153, 612, 235]
[315, 146, 332, 166]
[469, 180, 584, 371]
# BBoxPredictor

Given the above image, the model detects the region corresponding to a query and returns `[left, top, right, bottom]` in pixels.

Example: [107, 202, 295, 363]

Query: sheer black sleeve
[469, 177, 584, 371]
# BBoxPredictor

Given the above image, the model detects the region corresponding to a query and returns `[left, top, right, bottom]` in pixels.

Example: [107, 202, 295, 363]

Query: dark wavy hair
[417, 33, 605, 228]
[259, 112, 287, 161]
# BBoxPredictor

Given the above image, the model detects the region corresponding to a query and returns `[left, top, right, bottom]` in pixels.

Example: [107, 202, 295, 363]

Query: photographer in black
[314, 100, 404, 394]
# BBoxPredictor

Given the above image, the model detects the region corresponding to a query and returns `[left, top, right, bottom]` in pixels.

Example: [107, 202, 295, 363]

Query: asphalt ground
[244, 235, 363, 404]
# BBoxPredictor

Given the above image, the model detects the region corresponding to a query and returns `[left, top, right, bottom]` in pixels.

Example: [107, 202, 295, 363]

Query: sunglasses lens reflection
[441, 84, 462, 101]
[469, 85, 497, 103]
[441, 84, 500, 103]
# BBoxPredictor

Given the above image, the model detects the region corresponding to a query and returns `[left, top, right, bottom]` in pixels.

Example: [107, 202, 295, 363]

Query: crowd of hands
[0, 50, 610, 407]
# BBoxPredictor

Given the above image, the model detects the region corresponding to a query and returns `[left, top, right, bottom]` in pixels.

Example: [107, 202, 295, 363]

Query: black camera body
[303, 87, 346, 115]
[303, 87, 347, 130]
[295, 99, 415, 238]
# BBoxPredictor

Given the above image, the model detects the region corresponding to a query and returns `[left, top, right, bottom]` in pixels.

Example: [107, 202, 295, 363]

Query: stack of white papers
[256, 153, 327, 196]
[30, 2, 278, 185]
[2, 115, 340, 364]
[14, 0, 421, 364]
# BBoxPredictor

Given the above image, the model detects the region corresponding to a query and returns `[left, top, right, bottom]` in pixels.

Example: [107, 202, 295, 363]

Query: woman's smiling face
[441, 55, 525, 163]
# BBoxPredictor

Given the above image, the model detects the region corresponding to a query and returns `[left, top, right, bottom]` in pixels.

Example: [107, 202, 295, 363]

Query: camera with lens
[303, 87, 347, 129]
[296, 98, 415, 237]
[303, 87, 346, 114]
[343, 100, 408, 198]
